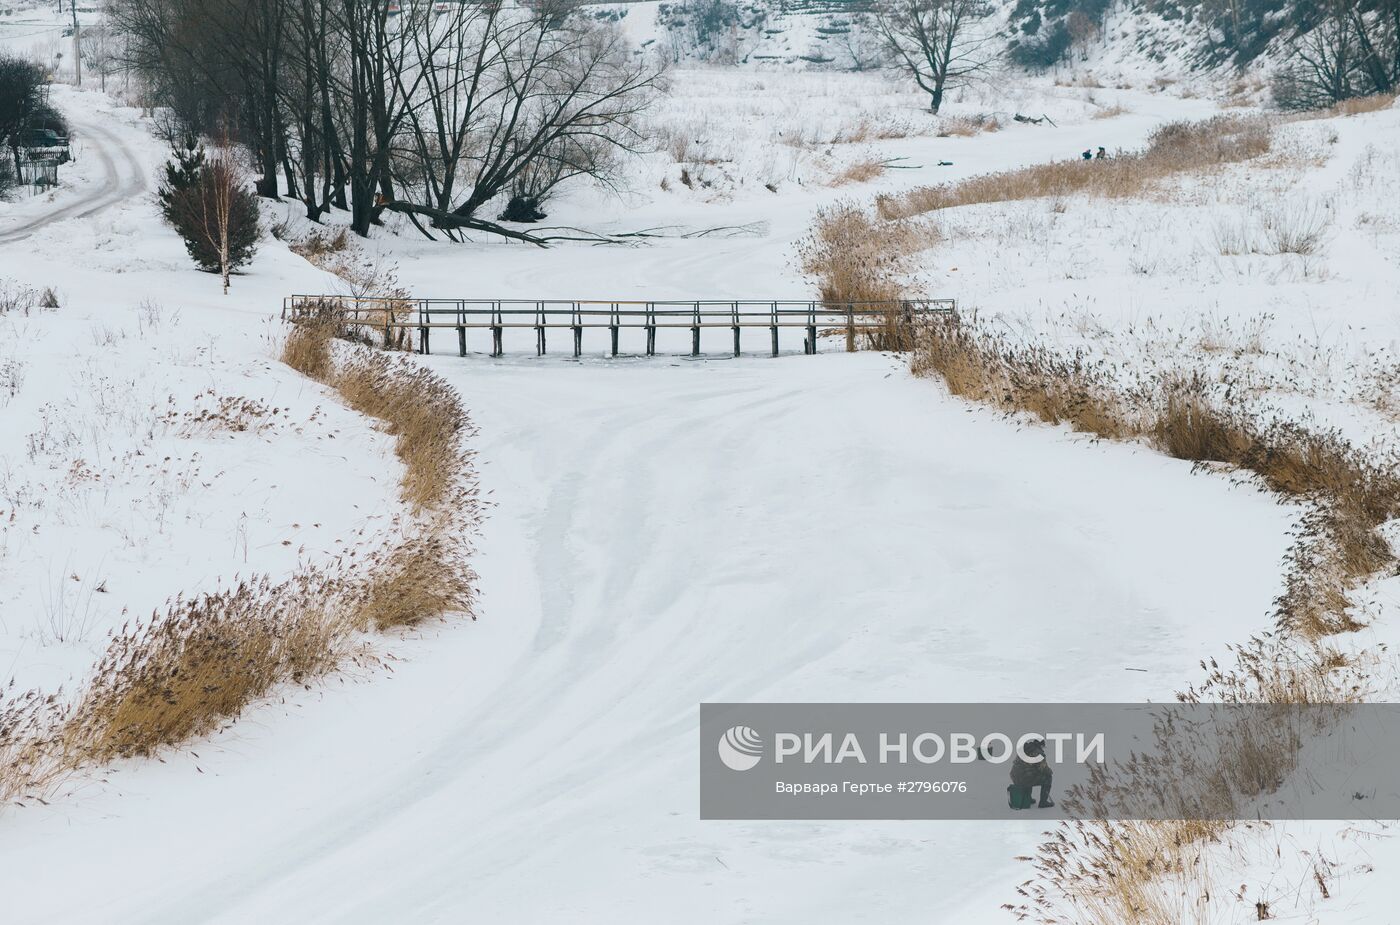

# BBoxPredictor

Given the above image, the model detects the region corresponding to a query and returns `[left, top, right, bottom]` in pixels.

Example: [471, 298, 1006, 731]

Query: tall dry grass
[827, 158, 888, 187]
[62, 573, 356, 761]
[913, 318, 1399, 641]
[0, 320, 478, 798]
[795, 201, 929, 305]
[879, 115, 1273, 219]
[794, 202, 940, 351]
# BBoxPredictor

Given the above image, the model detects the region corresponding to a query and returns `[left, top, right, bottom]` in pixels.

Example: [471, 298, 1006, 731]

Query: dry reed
[0, 317, 479, 798]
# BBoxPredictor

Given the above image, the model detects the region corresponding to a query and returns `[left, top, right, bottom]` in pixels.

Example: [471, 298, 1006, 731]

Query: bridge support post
[692, 325, 700, 357]
[457, 326, 467, 358]
[770, 325, 779, 357]
[807, 325, 817, 354]
[733, 325, 741, 357]
[536, 325, 546, 356]
[573, 325, 582, 358]
[610, 324, 619, 357]
[419, 326, 430, 355]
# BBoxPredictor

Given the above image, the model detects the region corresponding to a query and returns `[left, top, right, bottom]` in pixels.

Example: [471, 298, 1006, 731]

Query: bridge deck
[281, 296, 956, 358]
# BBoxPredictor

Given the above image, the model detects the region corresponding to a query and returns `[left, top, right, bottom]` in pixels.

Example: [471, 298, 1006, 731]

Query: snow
[0, 351, 1294, 923]
[0, 52, 1395, 925]
[0, 88, 403, 696]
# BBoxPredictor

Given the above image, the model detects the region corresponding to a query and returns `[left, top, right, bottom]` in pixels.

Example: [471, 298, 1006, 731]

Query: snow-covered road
[0, 352, 1294, 923]
[0, 111, 148, 244]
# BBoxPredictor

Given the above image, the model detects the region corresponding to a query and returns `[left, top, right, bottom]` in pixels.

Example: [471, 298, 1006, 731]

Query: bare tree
[1274, 0, 1359, 109]
[872, 0, 996, 113]
[1066, 10, 1100, 62]
[112, 0, 661, 244]
[1348, 0, 1400, 96]
[81, 23, 118, 92]
[1274, 0, 1400, 108]
[380, 2, 662, 241]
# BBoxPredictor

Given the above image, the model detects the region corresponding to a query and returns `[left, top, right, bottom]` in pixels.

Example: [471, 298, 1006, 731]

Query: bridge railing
[281, 296, 957, 358]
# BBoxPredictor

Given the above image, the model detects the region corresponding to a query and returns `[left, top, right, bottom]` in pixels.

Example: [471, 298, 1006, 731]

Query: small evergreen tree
[157, 139, 260, 291]
[156, 136, 205, 213]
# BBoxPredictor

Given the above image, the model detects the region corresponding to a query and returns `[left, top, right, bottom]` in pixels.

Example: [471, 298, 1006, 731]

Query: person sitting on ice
[1008, 737, 1054, 809]
[1096, 146, 1107, 159]
[1081, 149, 1093, 161]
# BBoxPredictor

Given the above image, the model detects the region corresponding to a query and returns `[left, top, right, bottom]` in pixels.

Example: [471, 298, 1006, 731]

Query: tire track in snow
[0, 116, 147, 245]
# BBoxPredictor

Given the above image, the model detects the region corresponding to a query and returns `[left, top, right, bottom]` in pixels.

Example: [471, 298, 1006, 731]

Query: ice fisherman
[1008, 737, 1054, 809]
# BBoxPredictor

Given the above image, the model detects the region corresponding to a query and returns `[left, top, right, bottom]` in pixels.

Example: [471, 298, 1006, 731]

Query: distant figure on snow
[1096, 146, 1107, 160]
[1008, 738, 1054, 809]
[1081, 149, 1093, 161]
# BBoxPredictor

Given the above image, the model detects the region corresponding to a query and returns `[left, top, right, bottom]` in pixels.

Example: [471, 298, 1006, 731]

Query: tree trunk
[930, 84, 944, 113]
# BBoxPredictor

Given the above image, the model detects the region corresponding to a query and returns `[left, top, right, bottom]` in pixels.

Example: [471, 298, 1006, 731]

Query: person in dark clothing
[1081, 149, 1093, 161]
[1096, 146, 1107, 159]
[1010, 738, 1054, 808]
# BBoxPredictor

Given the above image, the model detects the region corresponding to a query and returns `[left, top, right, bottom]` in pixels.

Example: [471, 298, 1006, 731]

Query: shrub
[795, 201, 933, 305]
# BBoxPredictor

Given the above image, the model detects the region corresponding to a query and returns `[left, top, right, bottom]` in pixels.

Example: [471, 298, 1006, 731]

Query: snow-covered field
[0, 44, 1398, 925]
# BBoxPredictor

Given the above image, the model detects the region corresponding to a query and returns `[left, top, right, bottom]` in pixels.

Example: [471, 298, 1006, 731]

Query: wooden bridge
[281, 296, 957, 358]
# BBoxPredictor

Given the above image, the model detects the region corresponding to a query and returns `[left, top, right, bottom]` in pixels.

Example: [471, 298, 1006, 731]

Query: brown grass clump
[288, 226, 352, 261]
[0, 692, 69, 803]
[910, 316, 1131, 439]
[937, 113, 1001, 137]
[286, 336, 468, 512]
[281, 317, 336, 380]
[828, 158, 887, 187]
[794, 201, 940, 351]
[795, 200, 935, 304]
[1322, 93, 1397, 118]
[879, 114, 1272, 219]
[335, 351, 465, 510]
[348, 526, 475, 632]
[1151, 376, 1253, 464]
[63, 574, 354, 760]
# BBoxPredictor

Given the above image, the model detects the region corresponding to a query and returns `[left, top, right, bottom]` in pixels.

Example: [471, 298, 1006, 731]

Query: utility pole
[71, 0, 82, 86]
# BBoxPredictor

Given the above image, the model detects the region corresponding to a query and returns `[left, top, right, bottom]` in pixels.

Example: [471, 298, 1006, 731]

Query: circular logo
[717, 725, 763, 771]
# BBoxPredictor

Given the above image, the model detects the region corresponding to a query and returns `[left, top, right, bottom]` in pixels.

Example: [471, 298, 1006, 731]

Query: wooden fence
[281, 296, 957, 358]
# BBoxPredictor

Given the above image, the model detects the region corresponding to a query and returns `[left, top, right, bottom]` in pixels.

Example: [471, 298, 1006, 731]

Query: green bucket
[1007, 785, 1035, 810]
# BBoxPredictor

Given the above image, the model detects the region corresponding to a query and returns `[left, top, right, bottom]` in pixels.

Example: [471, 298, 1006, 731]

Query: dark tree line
[111, 0, 663, 239]
[0, 55, 66, 185]
[1273, 0, 1400, 108]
